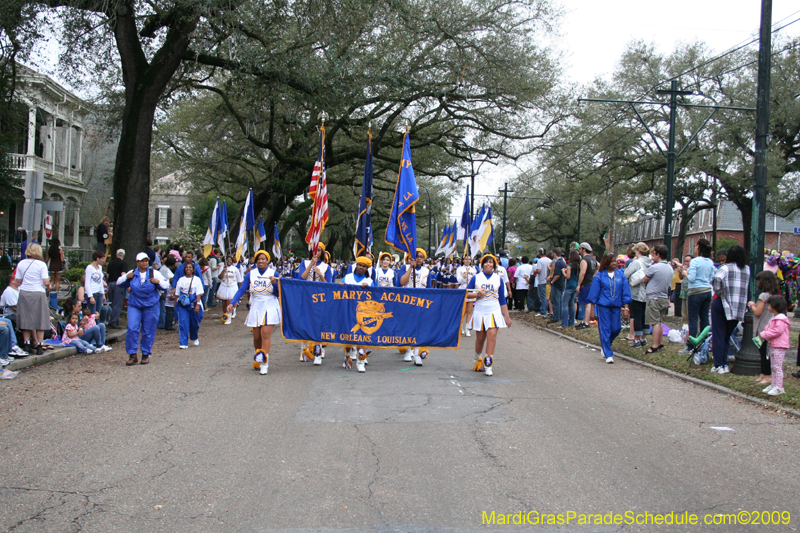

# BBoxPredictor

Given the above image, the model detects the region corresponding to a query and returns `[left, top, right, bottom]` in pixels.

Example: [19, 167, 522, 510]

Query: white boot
[231, 307, 236, 318]
[260, 362, 269, 375]
[403, 349, 413, 362]
[356, 349, 366, 373]
[483, 355, 493, 376]
[465, 328, 471, 337]
[313, 344, 323, 365]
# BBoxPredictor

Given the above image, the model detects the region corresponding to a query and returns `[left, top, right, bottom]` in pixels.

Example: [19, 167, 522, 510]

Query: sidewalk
[5, 328, 127, 372]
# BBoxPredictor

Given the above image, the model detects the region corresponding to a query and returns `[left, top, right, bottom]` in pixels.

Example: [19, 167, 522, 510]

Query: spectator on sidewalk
[548, 248, 567, 324]
[96, 217, 110, 253]
[533, 249, 551, 316]
[15, 243, 51, 355]
[107, 249, 128, 329]
[710, 245, 749, 374]
[575, 243, 597, 330]
[642, 245, 674, 354]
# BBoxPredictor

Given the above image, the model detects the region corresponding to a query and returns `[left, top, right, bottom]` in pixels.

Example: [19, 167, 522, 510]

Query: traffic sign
[44, 215, 53, 239]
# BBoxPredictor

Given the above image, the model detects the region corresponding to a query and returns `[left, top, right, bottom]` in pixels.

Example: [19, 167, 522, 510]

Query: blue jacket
[118, 267, 166, 308]
[587, 269, 632, 308]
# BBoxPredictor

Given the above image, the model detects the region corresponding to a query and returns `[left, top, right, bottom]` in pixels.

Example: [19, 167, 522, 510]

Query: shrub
[65, 267, 84, 282]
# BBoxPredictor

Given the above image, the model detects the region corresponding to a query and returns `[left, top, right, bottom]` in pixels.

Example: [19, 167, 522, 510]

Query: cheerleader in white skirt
[466, 254, 512, 376]
[217, 256, 243, 324]
[457, 256, 478, 337]
[228, 250, 281, 375]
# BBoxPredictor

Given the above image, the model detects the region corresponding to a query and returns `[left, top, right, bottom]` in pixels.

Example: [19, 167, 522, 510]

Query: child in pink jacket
[759, 295, 791, 396]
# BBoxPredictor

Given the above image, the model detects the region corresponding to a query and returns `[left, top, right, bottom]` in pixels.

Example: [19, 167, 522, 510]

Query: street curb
[6, 329, 127, 372]
[526, 321, 800, 420]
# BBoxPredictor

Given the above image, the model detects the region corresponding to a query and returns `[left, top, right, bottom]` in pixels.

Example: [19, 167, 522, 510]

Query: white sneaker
[717, 365, 730, 374]
[413, 354, 423, 366]
[192, 339, 199, 346]
[484, 366, 493, 376]
[85, 349, 94, 354]
[0, 358, 10, 366]
[767, 386, 785, 396]
[762, 384, 775, 394]
[465, 329, 471, 337]
[102, 345, 112, 352]
[356, 360, 366, 373]
[179, 345, 188, 349]
[606, 357, 614, 364]
[403, 352, 413, 362]
[11, 345, 27, 356]
[259, 362, 269, 375]
[710, 366, 719, 373]
[313, 356, 322, 365]
[224, 318, 231, 325]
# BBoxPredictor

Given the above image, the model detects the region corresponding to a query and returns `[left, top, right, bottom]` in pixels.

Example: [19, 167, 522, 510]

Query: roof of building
[151, 171, 191, 196]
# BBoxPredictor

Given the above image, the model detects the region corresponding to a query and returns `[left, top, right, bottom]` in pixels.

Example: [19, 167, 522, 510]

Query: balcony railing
[8, 153, 83, 182]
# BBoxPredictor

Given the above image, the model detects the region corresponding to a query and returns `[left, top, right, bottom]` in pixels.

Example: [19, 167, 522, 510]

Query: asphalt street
[1, 309, 798, 532]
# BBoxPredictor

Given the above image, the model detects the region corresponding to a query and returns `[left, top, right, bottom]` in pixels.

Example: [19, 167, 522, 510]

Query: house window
[156, 205, 172, 229]
[180, 206, 192, 228]
[155, 237, 169, 246]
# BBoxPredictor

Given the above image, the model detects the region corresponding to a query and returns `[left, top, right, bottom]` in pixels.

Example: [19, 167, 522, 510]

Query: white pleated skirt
[468, 309, 507, 331]
[216, 284, 238, 300]
[244, 297, 281, 327]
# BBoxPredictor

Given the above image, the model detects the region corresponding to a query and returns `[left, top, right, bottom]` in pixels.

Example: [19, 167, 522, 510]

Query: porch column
[72, 204, 81, 249]
[27, 107, 36, 157]
[76, 129, 83, 171]
[58, 202, 66, 244]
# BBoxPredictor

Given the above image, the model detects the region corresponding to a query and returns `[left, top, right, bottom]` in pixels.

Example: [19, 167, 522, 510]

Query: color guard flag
[203, 198, 219, 257]
[385, 132, 419, 257]
[435, 221, 449, 256]
[468, 203, 485, 258]
[457, 186, 471, 247]
[477, 205, 494, 252]
[235, 189, 255, 261]
[353, 132, 373, 258]
[272, 223, 282, 259]
[305, 125, 328, 255]
[217, 200, 228, 251]
[255, 215, 267, 248]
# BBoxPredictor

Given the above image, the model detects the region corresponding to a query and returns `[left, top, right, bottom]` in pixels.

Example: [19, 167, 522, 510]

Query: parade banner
[279, 278, 466, 348]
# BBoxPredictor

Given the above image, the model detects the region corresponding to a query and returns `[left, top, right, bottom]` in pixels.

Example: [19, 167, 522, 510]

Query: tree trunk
[109, 8, 199, 258]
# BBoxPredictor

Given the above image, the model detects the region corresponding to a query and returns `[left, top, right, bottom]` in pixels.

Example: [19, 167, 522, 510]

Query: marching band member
[457, 256, 478, 337]
[399, 248, 433, 366]
[341, 256, 374, 373]
[466, 254, 513, 376]
[216, 256, 242, 325]
[227, 250, 281, 375]
[374, 252, 399, 288]
[296, 244, 333, 365]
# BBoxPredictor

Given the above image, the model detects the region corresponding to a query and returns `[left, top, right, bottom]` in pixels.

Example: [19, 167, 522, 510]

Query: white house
[4, 64, 89, 248]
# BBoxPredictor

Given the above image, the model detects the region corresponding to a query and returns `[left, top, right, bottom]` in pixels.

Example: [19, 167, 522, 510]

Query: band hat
[378, 252, 393, 262]
[355, 256, 373, 268]
[317, 243, 326, 252]
[480, 254, 498, 267]
[136, 252, 149, 261]
[416, 248, 427, 260]
[254, 249, 270, 262]
[579, 242, 593, 252]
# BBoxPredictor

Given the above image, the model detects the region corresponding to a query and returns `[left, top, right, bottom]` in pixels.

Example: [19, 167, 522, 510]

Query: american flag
[305, 165, 328, 255]
[305, 126, 328, 255]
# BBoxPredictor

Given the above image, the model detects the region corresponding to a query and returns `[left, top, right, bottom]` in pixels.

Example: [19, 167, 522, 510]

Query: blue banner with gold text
[279, 278, 465, 348]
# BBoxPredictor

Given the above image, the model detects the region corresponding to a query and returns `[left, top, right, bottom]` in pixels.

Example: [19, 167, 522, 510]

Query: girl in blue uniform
[587, 253, 632, 364]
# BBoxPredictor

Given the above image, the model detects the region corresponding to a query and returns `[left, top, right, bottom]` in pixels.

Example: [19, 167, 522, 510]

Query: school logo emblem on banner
[279, 278, 465, 348]
[352, 300, 393, 334]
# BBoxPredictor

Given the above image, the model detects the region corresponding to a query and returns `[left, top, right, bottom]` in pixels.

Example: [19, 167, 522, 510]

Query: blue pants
[67, 338, 95, 352]
[80, 324, 106, 348]
[538, 284, 548, 314]
[596, 304, 621, 359]
[108, 284, 126, 326]
[0, 321, 11, 355]
[158, 298, 166, 329]
[687, 291, 712, 338]
[176, 304, 203, 346]
[561, 287, 577, 327]
[711, 297, 738, 368]
[577, 286, 591, 321]
[126, 305, 159, 356]
[550, 285, 564, 322]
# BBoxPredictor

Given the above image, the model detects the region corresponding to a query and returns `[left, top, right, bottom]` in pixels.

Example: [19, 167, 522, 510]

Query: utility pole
[734, 0, 772, 376]
[499, 182, 513, 250]
[576, 194, 582, 244]
[655, 80, 693, 258]
[579, 91, 753, 259]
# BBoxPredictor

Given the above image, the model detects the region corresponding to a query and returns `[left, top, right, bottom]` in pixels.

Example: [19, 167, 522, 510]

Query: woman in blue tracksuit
[587, 253, 632, 364]
[116, 252, 170, 365]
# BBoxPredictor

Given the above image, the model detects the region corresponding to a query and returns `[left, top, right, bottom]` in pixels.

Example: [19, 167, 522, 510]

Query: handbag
[178, 277, 196, 307]
[629, 266, 645, 287]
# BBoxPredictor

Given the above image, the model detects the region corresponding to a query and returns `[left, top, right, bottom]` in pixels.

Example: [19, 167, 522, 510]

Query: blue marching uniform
[117, 267, 169, 357]
[586, 269, 632, 359]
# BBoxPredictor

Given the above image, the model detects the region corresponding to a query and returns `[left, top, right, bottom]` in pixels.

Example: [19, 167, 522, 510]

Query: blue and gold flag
[385, 132, 418, 257]
[255, 216, 267, 248]
[272, 223, 282, 259]
[354, 132, 373, 258]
